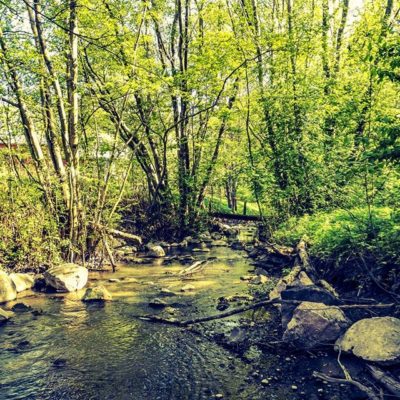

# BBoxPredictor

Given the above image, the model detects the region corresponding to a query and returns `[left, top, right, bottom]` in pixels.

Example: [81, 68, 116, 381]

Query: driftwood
[367, 364, 400, 397]
[296, 239, 317, 278]
[138, 299, 394, 326]
[92, 223, 142, 245]
[179, 260, 208, 276]
[313, 371, 380, 400]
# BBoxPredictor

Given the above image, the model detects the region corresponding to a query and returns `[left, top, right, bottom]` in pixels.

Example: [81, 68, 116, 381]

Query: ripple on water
[0, 245, 268, 400]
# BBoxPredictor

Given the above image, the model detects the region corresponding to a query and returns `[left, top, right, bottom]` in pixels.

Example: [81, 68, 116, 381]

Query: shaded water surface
[0, 245, 277, 400]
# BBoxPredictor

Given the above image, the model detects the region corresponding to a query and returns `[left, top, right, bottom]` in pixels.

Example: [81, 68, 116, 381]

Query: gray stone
[146, 244, 166, 258]
[82, 285, 112, 302]
[44, 263, 88, 292]
[0, 307, 14, 324]
[335, 317, 400, 365]
[283, 301, 350, 349]
[9, 273, 35, 293]
[0, 271, 17, 303]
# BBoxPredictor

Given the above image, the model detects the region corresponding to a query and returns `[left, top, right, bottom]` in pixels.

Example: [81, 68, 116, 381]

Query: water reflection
[0, 243, 270, 400]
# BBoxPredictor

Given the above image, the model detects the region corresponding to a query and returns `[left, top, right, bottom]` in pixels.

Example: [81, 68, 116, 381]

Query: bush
[274, 207, 400, 289]
[0, 180, 62, 271]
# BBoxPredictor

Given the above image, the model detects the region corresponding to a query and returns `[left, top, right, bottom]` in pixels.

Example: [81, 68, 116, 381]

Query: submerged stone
[149, 298, 168, 308]
[11, 302, 32, 312]
[83, 285, 112, 302]
[181, 284, 195, 292]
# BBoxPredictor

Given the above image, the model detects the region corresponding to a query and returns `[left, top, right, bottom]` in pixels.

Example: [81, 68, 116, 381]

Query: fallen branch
[367, 364, 400, 397]
[296, 239, 317, 278]
[136, 299, 394, 326]
[179, 260, 208, 276]
[313, 371, 380, 400]
[92, 223, 142, 245]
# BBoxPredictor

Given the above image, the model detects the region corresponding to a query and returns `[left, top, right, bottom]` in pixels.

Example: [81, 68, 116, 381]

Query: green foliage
[0, 180, 62, 271]
[274, 207, 400, 272]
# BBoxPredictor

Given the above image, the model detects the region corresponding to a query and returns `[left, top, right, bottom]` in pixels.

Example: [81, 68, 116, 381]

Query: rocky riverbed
[0, 224, 399, 399]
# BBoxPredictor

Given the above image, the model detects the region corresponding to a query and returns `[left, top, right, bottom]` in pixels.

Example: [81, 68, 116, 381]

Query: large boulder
[146, 244, 166, 258]
[0, 271, 17, 303]
[82, 285, 112, 302]
[44, 263, 88, 292]
[283, 301, 350, 349]
[280, 284, 339, 327]
[0, 307, 14, 324]
[9, 273, 35, 293]
[335, 317, 400, 365]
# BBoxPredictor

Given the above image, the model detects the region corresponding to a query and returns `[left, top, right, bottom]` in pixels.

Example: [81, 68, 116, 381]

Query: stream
[0, 240, 270, 399]
[0, 232, 353, 400]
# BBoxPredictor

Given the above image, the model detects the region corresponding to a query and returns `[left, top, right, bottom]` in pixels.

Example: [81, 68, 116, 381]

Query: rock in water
[0, 271, 17, 303]
[11, 302, 32, 312]
[0, 307, 14, 324]
[82, 285, 112, 302]
[9, 273, 35, 293]
[283, 301, 350, 349]
[44, 264, 88, 292]
[335, 317, 400, 365]
[249, 275, 269, 285]
[149, 298, 168, 308]
[181, 284, 195, 292]
[146, 244, 166, 258]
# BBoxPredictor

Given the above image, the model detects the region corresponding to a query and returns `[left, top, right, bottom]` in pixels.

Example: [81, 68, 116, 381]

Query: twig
[367, 364, 400, 397]
[313, 371, 380, 400]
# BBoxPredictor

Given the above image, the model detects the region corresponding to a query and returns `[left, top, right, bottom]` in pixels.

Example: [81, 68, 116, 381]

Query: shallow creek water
[0, 242, 291, 400]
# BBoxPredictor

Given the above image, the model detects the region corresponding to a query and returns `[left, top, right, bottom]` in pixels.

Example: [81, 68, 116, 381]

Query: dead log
[136, 299, 394, 326]
[313, 371, 380, 400]
[179, 260, 208, 276]
[296, 239, 317, 278]
[91, 223, 142, 245]
[367, 364, 400, 397]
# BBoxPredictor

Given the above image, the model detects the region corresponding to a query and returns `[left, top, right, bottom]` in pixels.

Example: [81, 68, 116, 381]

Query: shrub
[274, 207, 400, 289]
[0, 180, 62, 271]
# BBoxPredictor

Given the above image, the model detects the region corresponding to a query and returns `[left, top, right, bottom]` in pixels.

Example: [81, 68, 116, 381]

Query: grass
[204, 197, 260, 216]
[274, 207, 400, 283]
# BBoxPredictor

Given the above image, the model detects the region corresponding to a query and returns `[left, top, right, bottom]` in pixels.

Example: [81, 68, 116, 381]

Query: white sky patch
[348, 0, 366, 23]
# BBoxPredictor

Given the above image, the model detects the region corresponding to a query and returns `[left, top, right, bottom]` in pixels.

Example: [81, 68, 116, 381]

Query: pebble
[214, 394, 224, 399]
[261, 379, 269, 386]
[291, 385, 298, 391]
